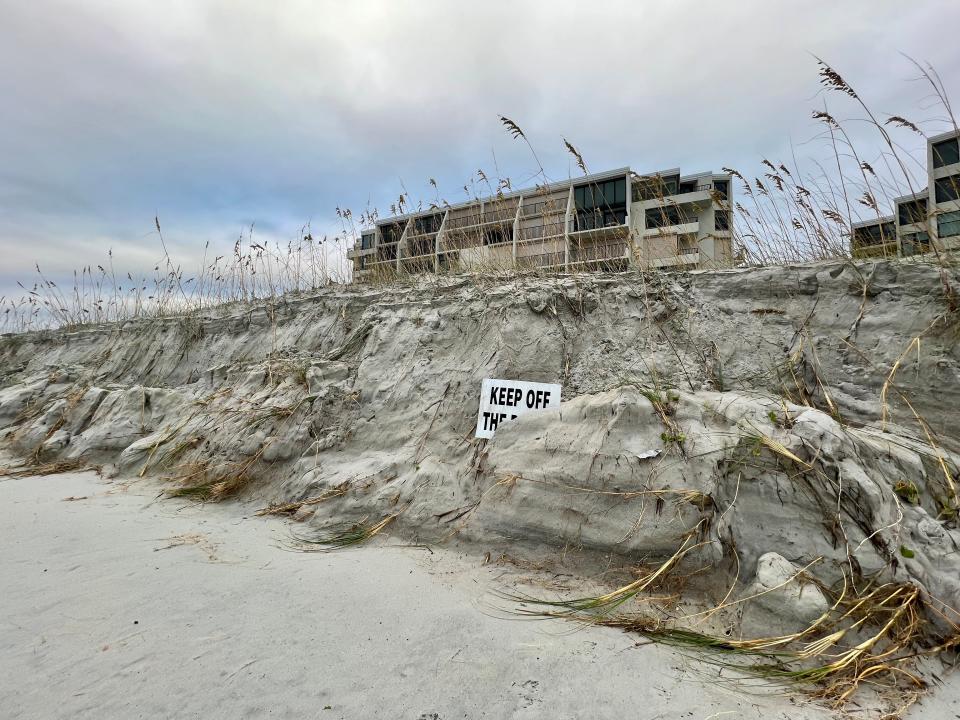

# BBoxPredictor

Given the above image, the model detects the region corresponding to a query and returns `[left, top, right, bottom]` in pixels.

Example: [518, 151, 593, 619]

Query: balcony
[636, 185, 715, 206]
[516, 250, 566, 269]
[642, 220, 700, 237]
[522, 201, 567, 219]
[569, 239, 627, 265]
[520, 223, 565, 241]
[346, 245, 376, 259]
[375, 241, 399, 263]
[651, 251, 701, 268]
[446, 210, 517, 231]
[405, 232, 437, 258]
[400, 253, 434, 273]
[852, 241, 898, 260]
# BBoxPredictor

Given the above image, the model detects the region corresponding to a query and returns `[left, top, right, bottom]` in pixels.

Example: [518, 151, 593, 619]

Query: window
[573, 178, 627, 230]
[483, 226, 510, 245]
[379, 222, 405, 245]
[901, 231, 930, 257]
[898, 199, 927, 226]
[360, 232, 375, 250]
[411, 213, 443, 236]
[933, 138, 960, 168]
[632, 174, 679, 201]
[714, 179, 729, 200]
[377, 242, 398, 262]
[678, 234, 698, 253]
[939, 211, 960, 238]
[852, 222, 895, 247]
[715, 211, 730, 231]
[935, 175, 960, 204]
[645, 206, 689, 228]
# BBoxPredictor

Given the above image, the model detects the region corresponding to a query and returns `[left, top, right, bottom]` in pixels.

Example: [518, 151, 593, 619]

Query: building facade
[347, 167, 733, 280]
[852, 129, 960, 258]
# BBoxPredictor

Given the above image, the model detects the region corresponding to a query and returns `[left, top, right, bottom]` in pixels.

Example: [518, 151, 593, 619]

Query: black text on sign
[475, 378, 562, 439]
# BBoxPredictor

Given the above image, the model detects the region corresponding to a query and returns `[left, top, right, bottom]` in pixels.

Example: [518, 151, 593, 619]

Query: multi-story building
[852, 129, 960, 258]
[851, 215, 897, 258]
[347, 167, 733, 280]
[930, 130, 960, 249]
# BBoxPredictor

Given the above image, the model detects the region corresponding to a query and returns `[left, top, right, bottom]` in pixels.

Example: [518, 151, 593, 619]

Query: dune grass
[290, 513, 399, 551]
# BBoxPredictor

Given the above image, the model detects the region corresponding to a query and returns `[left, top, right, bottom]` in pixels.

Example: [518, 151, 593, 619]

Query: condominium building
[347, 167, 733, 280]
[930, 130, 960, 247]
[852, 129, 960, 258]
[851, 215, 896, 258]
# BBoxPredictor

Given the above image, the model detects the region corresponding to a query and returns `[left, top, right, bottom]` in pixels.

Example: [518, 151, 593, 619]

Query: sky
[1, 0, 958, 301]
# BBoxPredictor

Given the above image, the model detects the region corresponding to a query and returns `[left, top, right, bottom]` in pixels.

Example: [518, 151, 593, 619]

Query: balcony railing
[643, 217, 699, 233]
[446, 211, 516, 230]
[522, 201, 566, 218]
[569, 240, 627, 263]
[440, 231, 490, 250]
[375, 241, 399, 262]
[516, 251, 565, 268]
[520, 223, 565, 241]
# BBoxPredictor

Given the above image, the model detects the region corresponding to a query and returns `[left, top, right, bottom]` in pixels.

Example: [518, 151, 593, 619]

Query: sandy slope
[0, 470, 853, 720]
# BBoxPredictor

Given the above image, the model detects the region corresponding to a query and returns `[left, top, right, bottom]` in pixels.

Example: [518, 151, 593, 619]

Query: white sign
[475, 378, 562, 439]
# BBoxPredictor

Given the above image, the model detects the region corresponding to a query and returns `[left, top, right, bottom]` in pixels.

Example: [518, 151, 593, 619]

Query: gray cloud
[1, 0, 957, 298]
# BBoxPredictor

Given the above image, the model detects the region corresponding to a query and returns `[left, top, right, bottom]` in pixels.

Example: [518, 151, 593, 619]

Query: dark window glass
[933, 138, 960, 168]
[852, 222, 895, 247]
[361, 233, 374, 250]
[939, 211, 960, 238]
[714, 179, 729, 199]
[573, 178, 626, 227]
[901, 231, 930, 257]
[645, 206, 688, 228]
[412, 213, 443, 235]
[900, 232, 930, 256]
[898, 199, 927, 226]
[379, 222, 405, 246]
[483, 226, 510, 245]
[715, 211, 729, 231]
[935, 175, 960, 203]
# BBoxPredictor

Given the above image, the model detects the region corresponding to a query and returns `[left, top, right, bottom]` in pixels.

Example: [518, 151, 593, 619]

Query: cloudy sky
[1, 0, 958, 299]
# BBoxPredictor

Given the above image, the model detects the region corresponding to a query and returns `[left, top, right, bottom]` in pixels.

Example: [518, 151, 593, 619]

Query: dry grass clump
[509, 542, 954, 711]
[506, 530, 706, 616]
[165, 460, 253, 502]
[0, 458, 98, 479]
[291, 513, 399, 551]
[255, 481, 350, 516]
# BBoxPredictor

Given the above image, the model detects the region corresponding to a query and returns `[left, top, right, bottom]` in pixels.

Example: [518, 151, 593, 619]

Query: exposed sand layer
[3, 261, 960, 714]
[0, 469, 851, 719]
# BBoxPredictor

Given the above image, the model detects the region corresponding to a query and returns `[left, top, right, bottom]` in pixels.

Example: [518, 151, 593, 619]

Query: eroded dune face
[2, 261, 959, 642]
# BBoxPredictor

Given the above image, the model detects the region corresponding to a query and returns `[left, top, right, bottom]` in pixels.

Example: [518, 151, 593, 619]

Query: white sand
[2, 470, 951, 719]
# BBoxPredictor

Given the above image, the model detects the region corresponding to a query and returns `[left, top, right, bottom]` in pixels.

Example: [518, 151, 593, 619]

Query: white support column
[512, 196, 523, 267]
[397, 218, 412, 271]
[435, 209, 449, 273]
[564, 186, 574, 269]
[625, 172, 634, 265]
